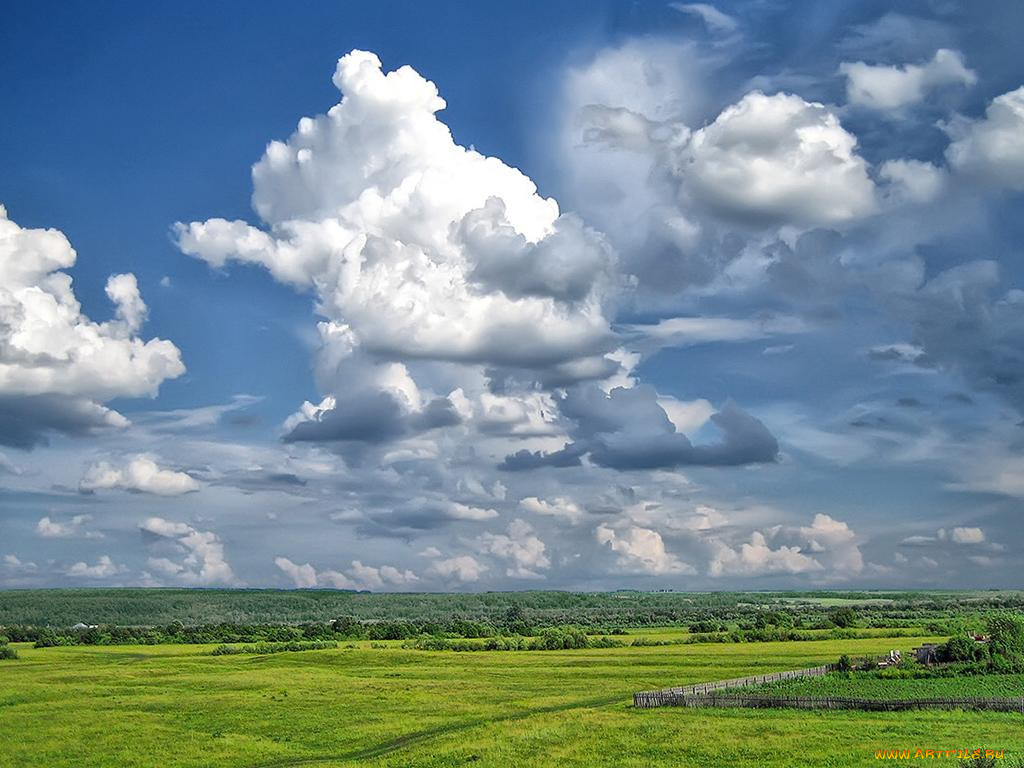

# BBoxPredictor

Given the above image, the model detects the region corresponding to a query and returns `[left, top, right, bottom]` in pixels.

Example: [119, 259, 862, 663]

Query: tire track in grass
[247, 692, 627, 767]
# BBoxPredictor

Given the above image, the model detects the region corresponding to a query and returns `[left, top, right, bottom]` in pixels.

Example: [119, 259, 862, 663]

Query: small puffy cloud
[879, 159, 947, 204]
[274, 557, 318, 588]
[0, 206, 184, 448]
[80, 455, 199, 496]
[417, 546, 442, 558]
[901, 526, 985, 547]
[950, 526, 985, 544]
[448, 502, 499, 521]
[945, 86, 1024, 190]
[37, 514, 102, 539]
[428, 555, 488, 583]
[474, 518, 550, 579]
[275, 556, 418, 590]
[840, 49, 976, 110]
[140, 517, 236, 585]
[67, 555, 125, 579]
[798, 514, 864, 575]
[3, 554, 37, 572]
[678, 91, 876, 227]
[709, 532, 822, 577]
[685, 505, 729, 531]
[596, 523, 695, 575]
[519, 496, 585, 525]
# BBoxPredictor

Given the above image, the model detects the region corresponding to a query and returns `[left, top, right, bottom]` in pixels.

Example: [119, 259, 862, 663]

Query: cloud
[798, 514, 864, 575]
[596, 523, 695, 574]
[274, 556, 418, 590]
[177, 51, 620, 448]
[670, 3, 738, 34]
[447, 502, 499, 521]
[139, 517, 236, 585]
[520, 386, 778, 471]
[625, 315, 805, 347]
[2, 554, 37, 573]
[80, 455, 200, 496]
[274, 557, 317, 588]
[949, 526, 985, 544]
[67, 555, 124, 579]
[901, 526, 986, 547]
[879, 160, 947, 204]
[709, 532, 821, 577]
[474, 518, 550, 578]
[36, 514, 102, 539]
[519, 496, 585, 525]
[428, 554, 488, 583]
[945, 86, 1024, 190]
[0, 206, 184, 448]
[898, 260, 1024, 411]
[679, 92, 876, 227]
[840, 49, 976, 110]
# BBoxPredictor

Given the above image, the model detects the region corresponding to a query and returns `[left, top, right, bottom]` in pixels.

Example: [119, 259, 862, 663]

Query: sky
[1, 0, 1023, 591]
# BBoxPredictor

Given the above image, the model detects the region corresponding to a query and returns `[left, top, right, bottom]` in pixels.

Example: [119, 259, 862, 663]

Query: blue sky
[1, 0, 1022, 590]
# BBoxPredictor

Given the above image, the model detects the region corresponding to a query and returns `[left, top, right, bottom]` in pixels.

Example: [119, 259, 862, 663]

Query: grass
[734, 670, 1024, 700]
[1, 636, 1022, 767]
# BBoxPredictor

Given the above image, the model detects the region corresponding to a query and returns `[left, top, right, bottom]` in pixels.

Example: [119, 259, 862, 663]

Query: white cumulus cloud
[140, 517, 236, 585]
[0, 206, 184, 448]
[945, 86, 1024, 190]
[840, 49, 976, 110]
[519, 496, 585, 525]
[177, 51, 620, 449]
[37, 514, 102, 539]
[678, 91, 877, 227]
[474, 518, 550, 578]
[67, 555, 124, 579]
[596, 523, 695, 575]
[80, 455, 199, 496]
[428, 554, 488, 583]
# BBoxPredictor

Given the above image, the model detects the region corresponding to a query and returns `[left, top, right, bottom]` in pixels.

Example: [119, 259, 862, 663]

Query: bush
[986, 613, 1024, 661]
[0, 645, 18, 660]
[836, 654, 852, 672]
[211, 641, 337, 656]
[942, 635, 987, 663]
[832, 607, 859, 628]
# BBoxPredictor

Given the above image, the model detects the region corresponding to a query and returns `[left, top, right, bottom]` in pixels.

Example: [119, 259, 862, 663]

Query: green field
[3, 634, 1022, 768]
[737, 670, 1024, 700]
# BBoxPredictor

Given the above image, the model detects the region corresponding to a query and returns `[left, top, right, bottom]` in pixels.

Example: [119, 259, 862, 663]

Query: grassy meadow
[3, 632, 1023, 768]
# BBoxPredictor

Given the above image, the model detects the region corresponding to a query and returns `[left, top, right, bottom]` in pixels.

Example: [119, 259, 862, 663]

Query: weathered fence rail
[633, 664, 834, 708]
[647, 694, 1024, 713]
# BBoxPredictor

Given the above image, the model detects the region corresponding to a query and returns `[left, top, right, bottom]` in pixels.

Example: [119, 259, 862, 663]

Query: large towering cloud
[178, 51, 618, 448]
[0, 206, 184, 448]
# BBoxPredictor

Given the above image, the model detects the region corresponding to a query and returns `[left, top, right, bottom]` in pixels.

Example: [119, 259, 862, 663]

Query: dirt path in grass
[246, 693, 627, 767]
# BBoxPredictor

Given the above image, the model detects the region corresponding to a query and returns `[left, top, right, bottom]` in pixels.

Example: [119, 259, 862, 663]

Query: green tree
[832, 607, 859, 628]
[986, 612, 1024, 660]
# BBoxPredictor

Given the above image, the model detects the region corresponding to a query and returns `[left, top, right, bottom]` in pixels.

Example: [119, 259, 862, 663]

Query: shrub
[0, 645, 18, 660]
[986, 613, 1024, 661]
[836, 654, 852, 672]
[832, 607, 859, 628]
[942, 635, 987, 663]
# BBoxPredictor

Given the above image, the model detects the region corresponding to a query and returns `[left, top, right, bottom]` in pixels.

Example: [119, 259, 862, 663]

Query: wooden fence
[633, 664, 834, 708]
[646, 693, 1024, 713]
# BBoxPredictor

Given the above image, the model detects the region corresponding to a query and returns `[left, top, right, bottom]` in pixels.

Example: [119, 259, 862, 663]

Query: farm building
[913, 643, 941, 664]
